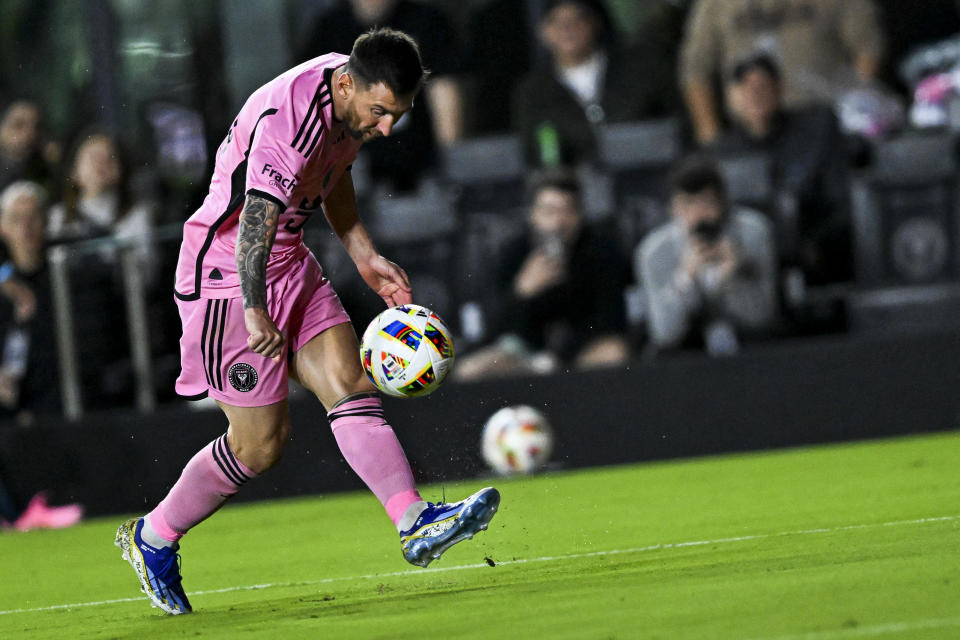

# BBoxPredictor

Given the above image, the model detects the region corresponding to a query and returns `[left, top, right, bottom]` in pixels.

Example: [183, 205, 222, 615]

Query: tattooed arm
[236, 194, 285, 359]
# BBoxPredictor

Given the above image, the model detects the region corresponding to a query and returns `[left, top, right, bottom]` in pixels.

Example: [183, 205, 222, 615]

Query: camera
[691, 219, 724, 243]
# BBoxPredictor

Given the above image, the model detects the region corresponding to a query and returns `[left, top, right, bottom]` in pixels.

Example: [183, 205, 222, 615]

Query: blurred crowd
[2, 0, 960, 421]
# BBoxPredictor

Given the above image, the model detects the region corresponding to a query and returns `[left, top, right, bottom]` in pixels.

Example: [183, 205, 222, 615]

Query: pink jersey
[175, 53, 363, 301]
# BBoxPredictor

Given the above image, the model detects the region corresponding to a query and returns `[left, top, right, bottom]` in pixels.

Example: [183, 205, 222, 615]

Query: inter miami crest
[228, 362, 258, 392]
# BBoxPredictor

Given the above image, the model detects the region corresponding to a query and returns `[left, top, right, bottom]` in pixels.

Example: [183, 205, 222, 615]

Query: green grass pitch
[2, 430, 959, 639]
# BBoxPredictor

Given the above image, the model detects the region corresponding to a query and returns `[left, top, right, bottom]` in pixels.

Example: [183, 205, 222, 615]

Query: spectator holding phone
[636, 155, 778, 355]
[454, 167, 629, 380]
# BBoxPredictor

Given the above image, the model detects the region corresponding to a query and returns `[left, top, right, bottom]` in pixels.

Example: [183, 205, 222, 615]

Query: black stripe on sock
[218, 434, 251, 483]
[212, 435, 245, 486]
[331, 391, 380, 409]
[328, 403, 384, 414]
[328, 403, 384, 415]
[328, 410, 385, 422]
[328, 408, 384, 418]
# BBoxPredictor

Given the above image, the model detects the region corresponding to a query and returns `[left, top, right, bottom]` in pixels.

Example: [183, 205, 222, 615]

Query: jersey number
[284, 195, 323, 233]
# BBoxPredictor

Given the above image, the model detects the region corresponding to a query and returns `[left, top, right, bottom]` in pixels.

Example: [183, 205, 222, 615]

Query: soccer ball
[360, 304, 455, 398]
[481, 405, 554, 475]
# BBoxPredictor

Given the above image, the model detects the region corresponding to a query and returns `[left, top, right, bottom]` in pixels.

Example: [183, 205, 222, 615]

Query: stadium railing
[46, 224, 184, 421]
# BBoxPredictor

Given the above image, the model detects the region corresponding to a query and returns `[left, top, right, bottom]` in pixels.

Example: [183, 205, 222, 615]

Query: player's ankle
[143, 513, 179, 548]
[396, 500, 428, 532]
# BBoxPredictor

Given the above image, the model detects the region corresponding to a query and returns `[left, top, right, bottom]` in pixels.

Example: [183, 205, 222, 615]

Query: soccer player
[114, 28, 499, 615]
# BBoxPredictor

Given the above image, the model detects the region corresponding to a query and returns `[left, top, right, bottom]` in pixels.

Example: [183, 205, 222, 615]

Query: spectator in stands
[0, 182, 60, 423]
[637, 155, 778, 355]
[296, 0, 465, 190]
[48, 131, 155, 406]
[679, 0, 885, 146]
[0, 99, 59, 195]
[47, 129, 158, 284]
[453, 167, 629, 381]
[513, 0, 671, 167]
[713, 53, 852, 284]
[0, 185, 82, 526]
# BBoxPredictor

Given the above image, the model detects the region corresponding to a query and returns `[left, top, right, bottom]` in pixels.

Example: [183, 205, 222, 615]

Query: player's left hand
[358, 254, 413, 307]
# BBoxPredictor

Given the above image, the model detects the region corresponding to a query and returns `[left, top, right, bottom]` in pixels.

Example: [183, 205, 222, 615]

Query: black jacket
[512, 46, 672, 167]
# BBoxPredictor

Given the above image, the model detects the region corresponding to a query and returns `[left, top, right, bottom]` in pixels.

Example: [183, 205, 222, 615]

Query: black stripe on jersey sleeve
[246, 189, 287, 210]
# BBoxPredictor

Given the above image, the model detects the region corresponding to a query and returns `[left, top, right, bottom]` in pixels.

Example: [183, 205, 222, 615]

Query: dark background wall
[2, 330, 958, 517]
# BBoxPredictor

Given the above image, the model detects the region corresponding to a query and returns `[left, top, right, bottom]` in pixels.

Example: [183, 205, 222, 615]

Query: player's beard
[343, 106, 377, 142]
[344, 122, 365, 141]
[347, 124, 381, 143]
[343, 107, 380, 142]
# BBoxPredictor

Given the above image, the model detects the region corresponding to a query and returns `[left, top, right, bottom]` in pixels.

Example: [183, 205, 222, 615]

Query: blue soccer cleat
[401, 487, 500, 567]
[114, 517, 192, 615]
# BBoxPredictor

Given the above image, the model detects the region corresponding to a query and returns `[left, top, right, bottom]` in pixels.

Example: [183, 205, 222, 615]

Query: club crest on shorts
[228, 362, 258, 392]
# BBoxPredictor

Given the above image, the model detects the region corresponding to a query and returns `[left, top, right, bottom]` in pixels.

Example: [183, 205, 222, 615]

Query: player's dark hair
[669, 154, 727, 202]
[731, 52, 781, 84]
[527, 166, 582, 206]
[347, 28, 429, 96]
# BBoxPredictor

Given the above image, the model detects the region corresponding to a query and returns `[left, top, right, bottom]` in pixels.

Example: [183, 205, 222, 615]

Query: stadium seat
[440, 134, 526, 214]
[596, 118, 683, 205]
[366, 181, 458, 244]
[870, 130, 958, 184]
[845, 130, 960, 334]
[596, 118, 682, 170]
[851, 130, 960, 286]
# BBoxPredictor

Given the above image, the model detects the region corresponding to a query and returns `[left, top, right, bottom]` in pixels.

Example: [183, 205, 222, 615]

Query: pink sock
[328, 395, 421, 526]
[148, 433, 256, 541]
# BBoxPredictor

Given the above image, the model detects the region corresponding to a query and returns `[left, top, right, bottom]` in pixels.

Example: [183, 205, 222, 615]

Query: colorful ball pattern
[481, 405, 554, 475]
[359, 304, 455, 398]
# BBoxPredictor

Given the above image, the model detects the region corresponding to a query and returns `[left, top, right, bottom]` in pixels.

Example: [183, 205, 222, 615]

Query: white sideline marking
[749, 616, 960, 639]
[0, 514, 955, 616]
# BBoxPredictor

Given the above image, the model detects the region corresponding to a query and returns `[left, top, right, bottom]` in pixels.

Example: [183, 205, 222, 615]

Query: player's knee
[257, 428, 290, 472]
[340, 367, 376, 398]
[314, 370, 376, 410]
[231, 421, 290, 474]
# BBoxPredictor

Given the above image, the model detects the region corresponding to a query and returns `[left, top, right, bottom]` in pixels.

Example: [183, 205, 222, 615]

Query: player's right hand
[357, 254, 413, 307]
[244, 307, 285, 361]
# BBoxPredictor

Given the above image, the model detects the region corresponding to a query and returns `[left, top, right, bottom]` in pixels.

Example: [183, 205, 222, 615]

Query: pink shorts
[174, 252, 351, 407]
